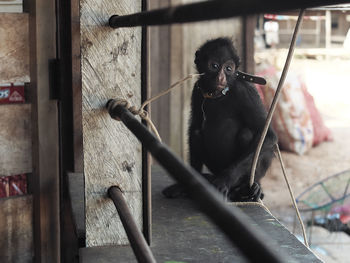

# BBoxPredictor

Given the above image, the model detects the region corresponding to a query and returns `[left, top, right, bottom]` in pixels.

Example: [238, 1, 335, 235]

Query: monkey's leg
[213, 148, 273, 201]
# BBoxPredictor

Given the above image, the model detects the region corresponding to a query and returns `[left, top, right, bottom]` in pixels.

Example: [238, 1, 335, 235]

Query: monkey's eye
[212, 63, 219, 69]
[226, 66, 233, 72]
[209, 62, 220, 71]
[223, 62, 235, 75]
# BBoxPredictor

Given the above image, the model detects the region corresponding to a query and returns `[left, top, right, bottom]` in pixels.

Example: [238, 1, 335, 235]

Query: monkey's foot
[162, 183, 187, 198]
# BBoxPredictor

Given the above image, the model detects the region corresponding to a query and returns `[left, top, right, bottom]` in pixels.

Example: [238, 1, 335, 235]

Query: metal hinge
[49, 59, 61, 100]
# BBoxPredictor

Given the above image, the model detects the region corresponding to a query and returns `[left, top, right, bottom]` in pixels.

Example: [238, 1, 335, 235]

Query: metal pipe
[108, 186, 157, 263]
[106, 100, 286, 263]
[109, 0, 350, 28]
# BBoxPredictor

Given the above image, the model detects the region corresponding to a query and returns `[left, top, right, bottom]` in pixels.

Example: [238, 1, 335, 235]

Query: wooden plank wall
[149, 0, 171, 145]
[0, 13, 33, 263]
[0, 196, 33, 263]
[150, 0, 243, 159]
[0, 13, 29, 83]
[80, 0, 143, 246]
[0, 104, 31, 176]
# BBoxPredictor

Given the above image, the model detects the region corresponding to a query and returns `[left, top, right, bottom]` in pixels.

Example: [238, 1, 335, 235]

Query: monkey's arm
[189, 85, 205, 172]
[237, 82, 277, 146]
[212, 148, 273, 201]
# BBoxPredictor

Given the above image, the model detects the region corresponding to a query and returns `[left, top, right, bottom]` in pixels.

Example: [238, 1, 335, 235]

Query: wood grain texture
[72, 0, 84, 173]
[29, 0, 60, 261]
[0, 13, 29, 83]
[168, 0, 243, 159]
[0, 195, 33, 263]
[149, 0, 171, 146]
[80, 0, 143, 246]
[0, 104, 31, 176]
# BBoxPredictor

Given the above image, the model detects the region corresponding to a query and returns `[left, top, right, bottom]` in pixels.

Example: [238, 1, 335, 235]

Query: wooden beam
[0, 104, 32, 176]
[80, 0, 143, 246]
[71, 0, 84, 173]
[242, 15, 256, 73]
[28, 0, 60, 261]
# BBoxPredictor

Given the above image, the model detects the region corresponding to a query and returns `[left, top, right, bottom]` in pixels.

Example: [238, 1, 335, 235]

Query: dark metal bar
[141, 0, 152, 246]
[109, 0, 350, 28]
[106, 101, 286, 263]
[108, 186, 157, 263]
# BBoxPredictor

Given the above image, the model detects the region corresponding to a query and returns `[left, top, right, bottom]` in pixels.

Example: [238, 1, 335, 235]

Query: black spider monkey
[163, 37, 277, 202]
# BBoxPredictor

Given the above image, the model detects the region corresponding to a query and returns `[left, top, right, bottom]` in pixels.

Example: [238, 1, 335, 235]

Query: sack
[257, 65, 314, 155]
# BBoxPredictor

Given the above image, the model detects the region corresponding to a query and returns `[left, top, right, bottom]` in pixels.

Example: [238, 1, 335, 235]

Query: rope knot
[108, 73, 205, 141]
[138, 110, 148, 119]
[108, 99, 130, 121]
[128, 106, 140, 115]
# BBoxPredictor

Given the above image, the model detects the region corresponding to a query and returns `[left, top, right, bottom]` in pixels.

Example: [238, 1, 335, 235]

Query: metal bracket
[49, 59, 61, 100]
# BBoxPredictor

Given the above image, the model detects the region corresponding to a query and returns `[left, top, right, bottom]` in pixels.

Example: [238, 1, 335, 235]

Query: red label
[0, 174, 27, 198]
[0, 84, 25, 104]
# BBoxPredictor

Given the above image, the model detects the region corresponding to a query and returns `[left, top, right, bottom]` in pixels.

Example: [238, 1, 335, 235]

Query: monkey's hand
[237, 182, 263, 202]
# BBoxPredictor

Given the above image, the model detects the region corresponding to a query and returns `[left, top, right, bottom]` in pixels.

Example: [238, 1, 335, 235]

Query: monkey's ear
[194, 50, 200, 65]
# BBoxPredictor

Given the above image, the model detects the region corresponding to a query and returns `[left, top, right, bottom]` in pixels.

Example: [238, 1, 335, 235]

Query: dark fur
[163, 38, 277, 201]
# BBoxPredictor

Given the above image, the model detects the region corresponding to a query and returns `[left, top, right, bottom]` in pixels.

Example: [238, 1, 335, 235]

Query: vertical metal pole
[141, 0, 152, 245]
[29, 0, 60, 261]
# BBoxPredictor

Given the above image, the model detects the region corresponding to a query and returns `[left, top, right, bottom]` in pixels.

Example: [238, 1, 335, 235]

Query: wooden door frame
[29, 0, 60, 262]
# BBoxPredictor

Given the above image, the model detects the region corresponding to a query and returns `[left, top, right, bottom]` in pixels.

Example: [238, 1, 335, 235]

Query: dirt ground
[260, 50, 350, 262]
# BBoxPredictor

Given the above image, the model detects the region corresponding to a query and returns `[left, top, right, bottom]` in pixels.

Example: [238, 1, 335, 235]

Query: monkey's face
[207, 59, 236, 92]
[199, 57, 236, 98]
[195, 38, 240, 97]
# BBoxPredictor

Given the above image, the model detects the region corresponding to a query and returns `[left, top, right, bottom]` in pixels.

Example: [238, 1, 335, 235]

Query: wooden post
[80, 0, 143, 246]
[316, 15, 321, 47]
[29, 0, 60, 261]
[242, 15, 256, 73]
[325, 10, 331, 49]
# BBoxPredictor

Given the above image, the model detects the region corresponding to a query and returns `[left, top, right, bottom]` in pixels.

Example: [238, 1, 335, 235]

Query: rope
[274, 144, 309, 248]
[247, 9, 309, 247]
[110, 73, 203, 141]
[109, 98, 162, 141]
[249, 9, 305, 187]
[140, 73, 204, 112]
